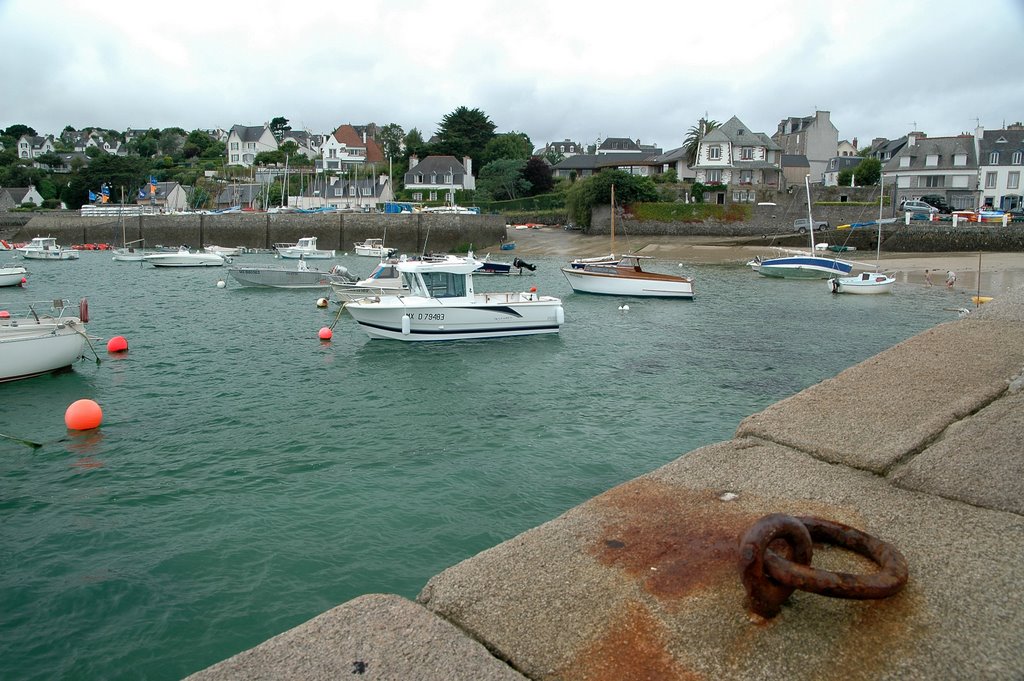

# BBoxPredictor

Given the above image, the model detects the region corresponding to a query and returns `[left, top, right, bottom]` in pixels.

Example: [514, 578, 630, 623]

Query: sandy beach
[501, 226, 1024, 297]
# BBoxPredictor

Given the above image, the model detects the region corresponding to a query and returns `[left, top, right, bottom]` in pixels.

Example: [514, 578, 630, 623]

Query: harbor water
[1, 249, 960, 679]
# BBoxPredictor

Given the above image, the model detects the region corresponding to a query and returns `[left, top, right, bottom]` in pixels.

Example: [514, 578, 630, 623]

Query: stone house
[882, 132, 979, 210]
[772, 111, 839, 183]
[0, 185, 44, 210]
[976, 124, 1024, 212]
[694, 115, 782, 204]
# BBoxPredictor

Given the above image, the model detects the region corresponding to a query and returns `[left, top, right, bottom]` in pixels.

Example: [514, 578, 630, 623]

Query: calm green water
[1, 249, 957, 679]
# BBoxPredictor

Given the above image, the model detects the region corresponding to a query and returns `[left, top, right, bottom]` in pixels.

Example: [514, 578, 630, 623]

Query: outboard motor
[330, 264, 359, 283]
[512, 257, 537, 272]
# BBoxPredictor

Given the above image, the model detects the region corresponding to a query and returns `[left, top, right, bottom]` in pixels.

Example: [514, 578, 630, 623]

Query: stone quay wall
[9, 212, 507, 254]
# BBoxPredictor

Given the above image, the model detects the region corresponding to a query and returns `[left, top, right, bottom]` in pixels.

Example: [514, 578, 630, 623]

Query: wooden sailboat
[560, 185, 695, 298]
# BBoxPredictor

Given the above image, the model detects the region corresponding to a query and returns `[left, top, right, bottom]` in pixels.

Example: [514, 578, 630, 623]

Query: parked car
[899, 200, 939, 214]
[919, 195, 952, 214]
[793, 218, 829, 233]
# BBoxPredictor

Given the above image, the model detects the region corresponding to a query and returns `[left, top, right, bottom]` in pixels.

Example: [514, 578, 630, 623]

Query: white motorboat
[343, 255, 564, 341]
[275, 237, 335, 259]
[0, 298, 90, 382]
[353, 237, 395, 258]
[228, 262, 357, 289]
[0, 265, 28, 287]
[204, 245, 243, 257]
[17, 237, 80, 261]
[111, 239, 146, 262]
[331, 257, 407, 302]
[143, 247, 226, 267]
[562, 254, 695, 298]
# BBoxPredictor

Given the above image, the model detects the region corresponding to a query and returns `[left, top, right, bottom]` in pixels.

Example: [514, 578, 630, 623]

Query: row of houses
[6, 112, 1023, 213]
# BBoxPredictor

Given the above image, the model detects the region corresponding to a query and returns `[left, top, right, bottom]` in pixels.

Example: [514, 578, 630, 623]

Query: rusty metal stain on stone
[590, 478, 760, 600]
[562, 600, 701, 681]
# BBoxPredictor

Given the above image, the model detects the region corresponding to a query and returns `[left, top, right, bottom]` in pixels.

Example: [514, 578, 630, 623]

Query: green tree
[566, 170, 658, 227]
[480, 131, 532, 167]
[254, 150, 285, 166]
[3, 124, 36, 139]
[270, 116, 291, 138]
[854, 157, 882, 186]
[683, 117, 719, 166]
[35, 152, 64, 169]
[477, 158, 529, 200]
[522, 156, 553, 196]
[434, 106, 496, 168]
[201, 140, 226, 160]
[837, 168, 854, 187]
[543, 147, 565, 166]
[403, 127, 427, 159]
[378, 123, 405, 160]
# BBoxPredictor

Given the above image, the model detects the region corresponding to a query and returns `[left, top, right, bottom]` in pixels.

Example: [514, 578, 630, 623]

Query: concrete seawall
[186, 291, 1024, 680]
[9, 212, 507, 254]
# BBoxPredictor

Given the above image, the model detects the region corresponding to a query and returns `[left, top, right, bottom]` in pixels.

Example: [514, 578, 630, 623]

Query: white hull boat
[228, 263, 356, 289]
[112, 239, 146, 262]
[353, 238, 396, 258]
[828, 177, 896, 296]
[0, 299, 89, 382]
[144, 247, 226, 267]
[0, 265, 28, 287]
[276, 237, 335, 259]
[204, 245, 243, 257]
[18, 237, 80, 260]
[562, 256, 694, 298]
[331, 258, 407, 302]
[344, 255, 564, 341]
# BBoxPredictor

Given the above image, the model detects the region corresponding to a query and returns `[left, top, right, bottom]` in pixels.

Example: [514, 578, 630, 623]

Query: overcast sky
[4, 0, 1023, 153]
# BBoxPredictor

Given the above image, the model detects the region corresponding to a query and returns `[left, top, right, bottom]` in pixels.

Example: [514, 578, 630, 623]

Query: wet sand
[498, 226, 1024, 296]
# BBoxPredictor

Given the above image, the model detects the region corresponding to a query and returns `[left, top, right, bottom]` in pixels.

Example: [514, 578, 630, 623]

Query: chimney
[463, 156, 472, 175]
[852, 137, 858, 149]
[409, 155, 419, 169]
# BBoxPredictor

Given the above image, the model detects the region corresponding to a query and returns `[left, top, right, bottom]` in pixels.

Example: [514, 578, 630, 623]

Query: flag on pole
[88, 190, 97, 201]
[149, 176, 157, 196]
[138, 189, 146, 199]
[101, 184, 110, 196]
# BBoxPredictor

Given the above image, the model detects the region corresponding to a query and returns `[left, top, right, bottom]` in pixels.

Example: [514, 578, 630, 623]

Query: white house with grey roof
[403, 155, 475, 203]
[882, 132, 979, 210]
[976, 124, 1024, 212]
[693, 116, 782, 203]
[226, 124, 279, 167]
[16, 134, 55, 159]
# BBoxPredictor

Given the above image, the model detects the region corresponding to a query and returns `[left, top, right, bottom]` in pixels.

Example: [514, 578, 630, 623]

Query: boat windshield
[409, 270, 467, 298]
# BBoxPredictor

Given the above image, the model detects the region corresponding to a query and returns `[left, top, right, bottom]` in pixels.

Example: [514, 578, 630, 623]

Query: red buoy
[0, 310, 9, 318]
[318, 327, 333, 341]
[79, 298, 89, 323]
[107, 336, 128, 353]
[65, 399, 103, 430]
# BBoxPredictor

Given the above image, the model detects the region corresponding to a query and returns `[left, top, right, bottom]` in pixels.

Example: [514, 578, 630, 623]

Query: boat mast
[804, 174, 814, 252]
[876, 176, 884, 268]
[610, 184, 616, 256]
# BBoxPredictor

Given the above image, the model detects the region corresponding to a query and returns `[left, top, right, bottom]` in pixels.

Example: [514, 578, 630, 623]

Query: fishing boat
[828, 179, 896, 295]
[0, 298, 90, 382]
[204, 245, 243, 257]
[17, 237, 80, 261]
[343, 254, 564, 341]
[748, 177, 853, 279]
[330, 258, 408, 302]
[143, 247, 226, 267]
[560, 185, 695, 298]
[276, 236, 335, 260]
[227, 261, 357, 289]
[0, 265, 28, 287]
[353, 237, 395, 258]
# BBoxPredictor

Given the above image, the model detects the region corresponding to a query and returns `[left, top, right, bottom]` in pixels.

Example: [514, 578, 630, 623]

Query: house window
[899, 156, 911, 167]
[230, 142, 238, 150]
[708, 146, 721, 161]
[707, 169, 722, 183]
[739, 170, 753, 184]
[230, 154, 239, 162]
[559, 145, 564, 152]
[1009, 172, 1020, 190]
[444, 173, 453, 183]
[925, 176, 944, 188]
[1013, 151, 1023, 165]
[361, 187, 372, 196]
[953, 153, 967, 166]
[412, 192, 423, 201]
[989, 152, 999, 164]
[985, 172, 997, 189]
[429, 191, 437, 201]
[348, 187, 356, 197]
[926, 154, 938, 166]
[414, 173, 423, 183]
[741, 147, 753, 160]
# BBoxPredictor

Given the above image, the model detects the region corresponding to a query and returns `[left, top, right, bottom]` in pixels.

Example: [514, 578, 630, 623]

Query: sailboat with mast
[828, 177, 896, 295]
[560, 184, 695, 298]
[111, 187, 145, 262]
[748, 176, 854, 279]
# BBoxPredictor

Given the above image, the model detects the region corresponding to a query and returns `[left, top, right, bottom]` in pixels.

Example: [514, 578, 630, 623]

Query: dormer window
[926, 154, 939, 166]
[953, 153, 967, 166]
[990, 152, 999, 164]
[899, 156, 911, 167]
[1013, 151, 1023, 165]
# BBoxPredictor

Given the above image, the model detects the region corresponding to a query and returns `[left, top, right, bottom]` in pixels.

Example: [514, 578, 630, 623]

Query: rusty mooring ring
[738, 513, 908, 618]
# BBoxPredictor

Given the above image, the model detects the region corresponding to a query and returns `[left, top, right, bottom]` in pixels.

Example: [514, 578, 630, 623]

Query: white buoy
[622, 304, 630, 311]
[401, 314, 411, 335]
[316, 297, 328, 308]
[216, 279, 226, 288]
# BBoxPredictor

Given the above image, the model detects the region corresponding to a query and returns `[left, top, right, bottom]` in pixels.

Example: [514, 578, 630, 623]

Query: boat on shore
[143, 247, 226, 267]
[17, 237, 80, 261]
[275, 237, 335, 259]
[0, 265, 28, 287]
[828, 179, 896, 295]
[0, 298, 90, 382]
[343, 254, 564, 341]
